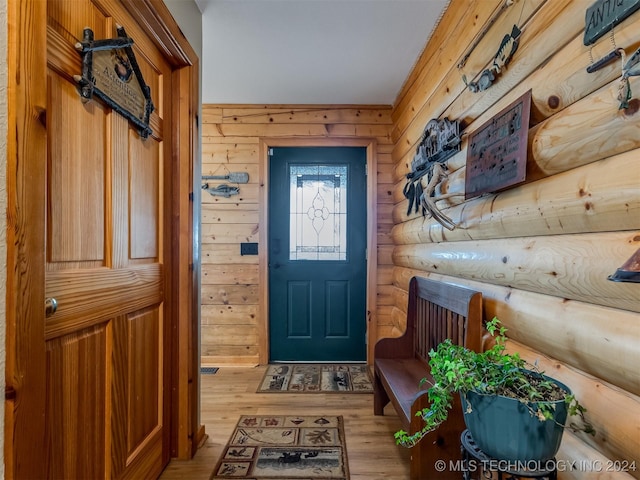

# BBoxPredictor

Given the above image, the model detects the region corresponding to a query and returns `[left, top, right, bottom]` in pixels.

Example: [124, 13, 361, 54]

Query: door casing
[259, 138, 378, 365]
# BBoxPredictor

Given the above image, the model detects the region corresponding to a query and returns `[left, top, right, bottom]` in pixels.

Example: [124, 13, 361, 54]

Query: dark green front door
[269, 147, 367, 362]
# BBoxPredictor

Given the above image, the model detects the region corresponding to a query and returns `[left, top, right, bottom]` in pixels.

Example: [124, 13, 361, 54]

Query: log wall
[198, 0, 640, 470]
[390, 0, 640, 475]
[200, 105, 394, 365]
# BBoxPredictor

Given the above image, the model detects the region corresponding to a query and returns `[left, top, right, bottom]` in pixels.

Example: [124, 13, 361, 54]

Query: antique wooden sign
[584, 0, 640, 46]
[74, 26, 154, 138]
[465, 89, 531, 199]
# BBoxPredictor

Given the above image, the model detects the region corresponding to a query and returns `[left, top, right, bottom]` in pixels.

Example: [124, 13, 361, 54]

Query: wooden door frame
[5, 1, 201, 476]
[258, 138, 378, 365]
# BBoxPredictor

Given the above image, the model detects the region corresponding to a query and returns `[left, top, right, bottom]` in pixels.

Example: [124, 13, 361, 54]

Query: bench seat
[374, 358, 430, 430]
[373, 276, 483, 480]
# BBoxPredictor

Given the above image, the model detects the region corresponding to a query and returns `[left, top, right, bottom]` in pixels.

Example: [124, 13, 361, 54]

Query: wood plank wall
[390, 0, 640, 475]
[200, 105, 394, 366]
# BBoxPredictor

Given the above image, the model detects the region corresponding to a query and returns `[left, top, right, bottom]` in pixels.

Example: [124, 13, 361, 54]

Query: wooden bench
[373, 276, 483, 480]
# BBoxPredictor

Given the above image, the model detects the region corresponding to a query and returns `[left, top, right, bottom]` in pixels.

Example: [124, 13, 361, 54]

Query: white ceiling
[194, 0, 449, 105]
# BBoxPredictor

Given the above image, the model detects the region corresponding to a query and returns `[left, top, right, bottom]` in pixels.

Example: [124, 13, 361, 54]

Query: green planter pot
[460, 373, 570, 462]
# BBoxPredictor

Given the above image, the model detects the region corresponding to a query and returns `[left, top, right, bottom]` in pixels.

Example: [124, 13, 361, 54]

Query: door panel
[43, 1, 170, 478]
[130, 135, 160, 259]
[45, 324, 109, 479]
[48, 74, 106, 263]
[269, 147, 367, 362]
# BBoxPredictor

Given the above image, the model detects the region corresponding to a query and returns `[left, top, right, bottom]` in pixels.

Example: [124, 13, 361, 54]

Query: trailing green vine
[394, 318, 594, 448]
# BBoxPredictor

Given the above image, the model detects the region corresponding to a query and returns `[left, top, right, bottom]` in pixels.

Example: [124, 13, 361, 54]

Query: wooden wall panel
[392, 148, 640, 242]
[392, 267, 640, 398]
[507, 341, 640, 468]
[389, 0, 640, 473]
[393, 231, 640, 312]
[200, 105, 393, 365]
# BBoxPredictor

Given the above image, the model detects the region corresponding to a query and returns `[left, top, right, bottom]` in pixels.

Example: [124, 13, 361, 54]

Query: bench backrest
[408, 276, 483, 364]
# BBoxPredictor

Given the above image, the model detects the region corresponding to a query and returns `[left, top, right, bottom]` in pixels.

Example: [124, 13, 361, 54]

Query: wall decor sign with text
[74, 26, 154, 139]
[584, 0, 640, 46]
[465, 89, 531, 200]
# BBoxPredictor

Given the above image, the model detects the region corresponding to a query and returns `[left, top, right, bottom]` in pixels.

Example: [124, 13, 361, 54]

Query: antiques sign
[584, 0, 640, 45]
[465, 90, 531, 199]
[74, 26, 154, 138]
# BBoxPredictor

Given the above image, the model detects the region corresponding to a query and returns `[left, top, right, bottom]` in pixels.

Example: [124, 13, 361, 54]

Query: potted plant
[394, 318, 594, 462]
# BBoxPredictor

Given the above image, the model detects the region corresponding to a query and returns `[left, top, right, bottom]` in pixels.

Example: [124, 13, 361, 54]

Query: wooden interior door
[6, 0, 186, 478]
[45, 1, 172, 478]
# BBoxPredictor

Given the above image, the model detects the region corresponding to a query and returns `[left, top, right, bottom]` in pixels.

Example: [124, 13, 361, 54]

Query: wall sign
[74, 26, 154, 138]
[465, 89, 531, 199]
[584, 0, 640, 46]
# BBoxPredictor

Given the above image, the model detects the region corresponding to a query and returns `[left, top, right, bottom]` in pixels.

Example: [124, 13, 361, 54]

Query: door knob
[45, 297, 58, 317]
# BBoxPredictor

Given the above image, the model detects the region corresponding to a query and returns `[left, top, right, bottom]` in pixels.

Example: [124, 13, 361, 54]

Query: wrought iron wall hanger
[586, 47, 624, 74]
[74, 25, 154, 139]
[586, 24, 625, 74]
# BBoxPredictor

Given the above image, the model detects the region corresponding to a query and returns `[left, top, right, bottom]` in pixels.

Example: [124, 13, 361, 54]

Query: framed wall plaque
[465, 89, 531, 199]
[74, 25, 154, 138]
[584, 0, 640, 46]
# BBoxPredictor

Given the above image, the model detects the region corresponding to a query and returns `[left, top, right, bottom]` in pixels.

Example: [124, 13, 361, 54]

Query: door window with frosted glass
[289, 165, 348, 261]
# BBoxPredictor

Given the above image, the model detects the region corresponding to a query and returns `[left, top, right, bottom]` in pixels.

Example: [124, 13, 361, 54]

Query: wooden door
[268, 147, 368, 362]
[45, 1, 171, 478]
[5, 0, 198, 478]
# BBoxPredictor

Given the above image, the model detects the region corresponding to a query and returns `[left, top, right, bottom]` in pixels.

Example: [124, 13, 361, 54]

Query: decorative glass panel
[289, 165, 347, 261]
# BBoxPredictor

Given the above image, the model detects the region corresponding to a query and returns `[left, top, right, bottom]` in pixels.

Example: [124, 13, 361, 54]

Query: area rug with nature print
[257, 364, 373, 393]
[211, 415, 349, 479]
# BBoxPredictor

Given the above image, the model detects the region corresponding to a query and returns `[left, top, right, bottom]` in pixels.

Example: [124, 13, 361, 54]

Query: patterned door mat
[211, 415, 349, 479]
[257, 364, 373, 393]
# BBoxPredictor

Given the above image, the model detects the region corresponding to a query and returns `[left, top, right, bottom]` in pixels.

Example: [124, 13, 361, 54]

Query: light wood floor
[159, 365, 410, 479]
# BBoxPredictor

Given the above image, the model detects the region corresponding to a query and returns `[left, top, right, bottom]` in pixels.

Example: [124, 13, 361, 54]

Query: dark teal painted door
[269, 147, 367, 362]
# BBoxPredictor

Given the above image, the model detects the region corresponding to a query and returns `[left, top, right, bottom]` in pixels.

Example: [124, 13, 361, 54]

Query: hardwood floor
[159, 365, 411, 479]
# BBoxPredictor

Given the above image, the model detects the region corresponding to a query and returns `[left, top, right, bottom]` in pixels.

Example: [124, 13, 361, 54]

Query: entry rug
[211, 415, 349, 479]
[257, 364, 373, 393]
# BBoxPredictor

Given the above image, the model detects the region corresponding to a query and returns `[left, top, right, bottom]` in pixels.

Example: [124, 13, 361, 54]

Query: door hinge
[189, 192, 194, 201]
[268, 148, 274, 156]
[365, 163, 368, 176]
